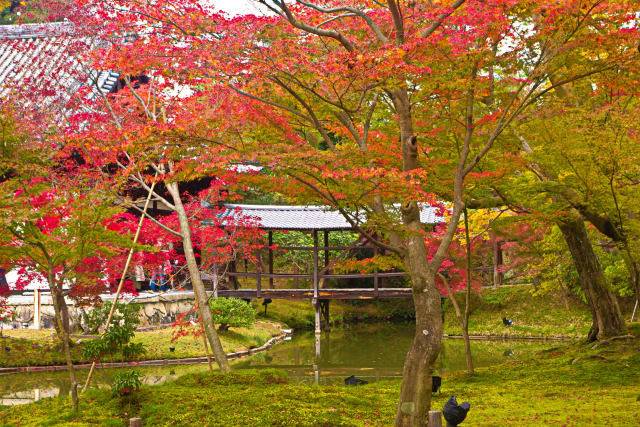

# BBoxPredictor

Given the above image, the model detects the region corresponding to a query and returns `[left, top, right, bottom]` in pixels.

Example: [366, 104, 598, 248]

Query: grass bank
[2, 324, 639, 426]
[0, 321, 282, 368]
[260, 284, 633, 339]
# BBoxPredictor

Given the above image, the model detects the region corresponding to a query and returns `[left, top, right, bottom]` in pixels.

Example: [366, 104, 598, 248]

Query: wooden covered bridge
[204, 203, 444, 332]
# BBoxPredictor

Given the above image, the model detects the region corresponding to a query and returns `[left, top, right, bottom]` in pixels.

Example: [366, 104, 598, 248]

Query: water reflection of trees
[2, 325, 554, 404]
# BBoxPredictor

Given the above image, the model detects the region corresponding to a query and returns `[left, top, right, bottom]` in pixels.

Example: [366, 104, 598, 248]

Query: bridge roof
[214, 203, 445, 231]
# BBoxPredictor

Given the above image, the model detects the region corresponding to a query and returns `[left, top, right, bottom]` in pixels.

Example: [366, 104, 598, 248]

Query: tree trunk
[52, 288, 70, 338]
[166, 181, 231, 372]
[622, 248, 640, 302]
[557, 218, 626, 341]
[49, 277, 78, 411]
[392, 87, 447, 426]
[395, 236, 443, 427]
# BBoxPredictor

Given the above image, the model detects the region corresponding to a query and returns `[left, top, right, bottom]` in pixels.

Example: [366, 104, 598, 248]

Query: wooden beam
[226, 271, 407, 279]
[215, 288, 412, 299]
[272, 245, 360, 251]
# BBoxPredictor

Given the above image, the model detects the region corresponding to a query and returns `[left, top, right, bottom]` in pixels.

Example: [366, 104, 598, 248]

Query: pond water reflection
[0, 323, 558, 405]
[233, 323, 558, 384]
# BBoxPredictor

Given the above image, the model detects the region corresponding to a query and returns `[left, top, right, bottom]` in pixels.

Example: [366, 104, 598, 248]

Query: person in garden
[0, 265, 9, 296]
[149, 267, 167, 293]
[134, 264, 145, 289]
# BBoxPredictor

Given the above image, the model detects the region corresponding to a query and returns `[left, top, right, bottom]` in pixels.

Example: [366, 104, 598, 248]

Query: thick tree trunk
[558, 218, 626, 341]
[49, 278, 78, 411]
[392, 87, 447, 426]
[622, 249, 640, 303]
[166, 181, 231, 372]
[395, 234, 443, 427]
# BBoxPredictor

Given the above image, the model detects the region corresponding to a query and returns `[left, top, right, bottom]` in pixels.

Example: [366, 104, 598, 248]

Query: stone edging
[444, 334, 572, 342]
[0, 329, 292, 375]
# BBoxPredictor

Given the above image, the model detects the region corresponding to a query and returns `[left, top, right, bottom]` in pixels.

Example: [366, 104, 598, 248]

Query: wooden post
[256, 250, 262, 298]
[313, 298, 321, 335]
[229, 260, 239, 290]
[324, 230, 329, 268]
[373, 242, 379, 298]
[320, 299, 330, 331]
[33, 289, 41, 330]
[268, 231, 274, 289]
[428, 411, 443, 427]
[129, 418, 142, 427]
[313, 230, 319, 298]
[212, 264, 218, 298]
[493, 238, 503, 288]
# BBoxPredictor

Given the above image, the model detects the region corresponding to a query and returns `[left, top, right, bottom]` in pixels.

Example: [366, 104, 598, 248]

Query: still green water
[0, 323, 556, 405]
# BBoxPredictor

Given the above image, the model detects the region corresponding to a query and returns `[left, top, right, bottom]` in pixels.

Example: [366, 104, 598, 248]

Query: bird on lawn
[443, 396, 470, 427]
[262, 298, 272, 315]
[432, 375, 442, 393]
[502, 317, 513, 326]
[4, 346, 9, 353]
[344, 375, 368, 386]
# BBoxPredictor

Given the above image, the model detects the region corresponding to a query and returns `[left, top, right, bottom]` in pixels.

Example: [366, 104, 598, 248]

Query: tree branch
[422, 0, 467, 38]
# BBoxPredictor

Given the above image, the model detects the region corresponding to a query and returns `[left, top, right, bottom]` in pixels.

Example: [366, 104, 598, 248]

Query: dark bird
[432, 375, 442, 393]
[502, 317, 513, 326]
[262, 298, 272, 315]
[344, 375, 368, 386]
[443, 396, 470, 427]
[4, 347, 9, 353]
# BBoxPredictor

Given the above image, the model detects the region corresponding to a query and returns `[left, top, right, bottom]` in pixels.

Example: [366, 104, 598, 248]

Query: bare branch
[228, 83, 314, 123]
[422, 0, 467, 38]
[124, 202, 183, 237]
[295, 0, 389, 43]
[386, 0, 405, 44]
[269, 76, 337, 150]
[261, 1, 356, 52]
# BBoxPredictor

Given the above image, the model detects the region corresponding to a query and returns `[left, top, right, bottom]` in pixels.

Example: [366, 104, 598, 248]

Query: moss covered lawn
[0, 321, 282, 368]
[2, 325, 639, 426]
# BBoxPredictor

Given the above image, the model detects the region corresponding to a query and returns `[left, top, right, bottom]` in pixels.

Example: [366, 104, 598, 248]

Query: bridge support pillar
[313, 298, 330, 334]
[319, 299, 330, 331]
[313, 298, 321, 335]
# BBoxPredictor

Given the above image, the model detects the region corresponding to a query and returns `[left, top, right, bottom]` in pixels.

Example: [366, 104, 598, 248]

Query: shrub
[83, 301, 141, 335]
[81, 301, 145, 361]
[209, 297, 256, 331]
[0, 297, 16, 335]
[111, 370, 142, 397]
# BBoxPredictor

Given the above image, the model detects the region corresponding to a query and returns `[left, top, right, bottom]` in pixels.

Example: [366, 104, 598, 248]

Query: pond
[0, 323, 559, 406]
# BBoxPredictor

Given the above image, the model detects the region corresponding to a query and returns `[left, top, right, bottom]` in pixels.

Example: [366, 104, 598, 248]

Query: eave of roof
[204, 202, 445, 231]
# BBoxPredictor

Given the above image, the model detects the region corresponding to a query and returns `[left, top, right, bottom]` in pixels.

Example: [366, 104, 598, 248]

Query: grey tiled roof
[215, 204, 445, 231]
[0, 22, 119, 106]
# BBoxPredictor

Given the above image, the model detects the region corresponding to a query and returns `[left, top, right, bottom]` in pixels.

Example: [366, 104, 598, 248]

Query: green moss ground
[2, 325, 639, 426]
[442, 285, 595, 338]
[0, 321, 282, 368]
